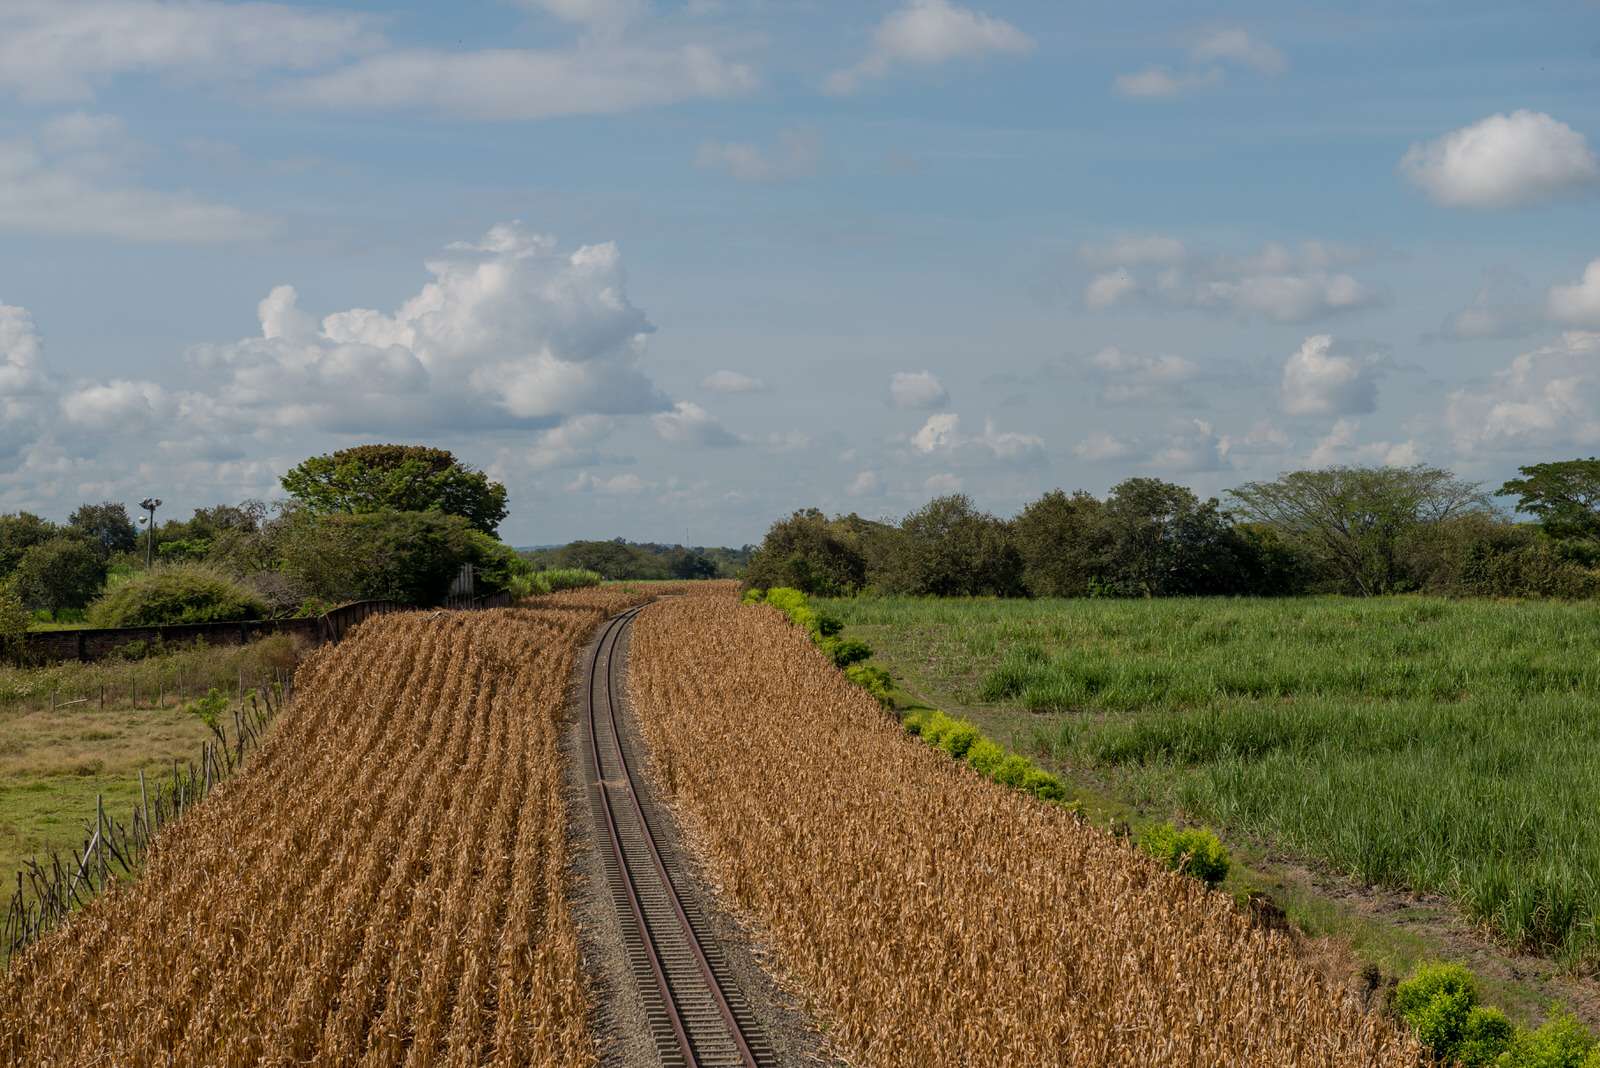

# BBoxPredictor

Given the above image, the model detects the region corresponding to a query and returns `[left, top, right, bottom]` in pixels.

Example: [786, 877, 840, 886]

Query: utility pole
[139, 497, 162, 567]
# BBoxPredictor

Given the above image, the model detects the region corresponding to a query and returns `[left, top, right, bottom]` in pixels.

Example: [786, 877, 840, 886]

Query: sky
[1, 1, 1599, 547]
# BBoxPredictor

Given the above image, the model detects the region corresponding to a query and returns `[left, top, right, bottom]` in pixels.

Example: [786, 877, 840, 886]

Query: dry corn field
[628, 589, 1429, 1067]
[0, 586, 654, 1066]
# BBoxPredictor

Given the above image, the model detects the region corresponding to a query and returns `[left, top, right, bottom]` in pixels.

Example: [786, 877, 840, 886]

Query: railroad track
[584, 606, 776, 1068]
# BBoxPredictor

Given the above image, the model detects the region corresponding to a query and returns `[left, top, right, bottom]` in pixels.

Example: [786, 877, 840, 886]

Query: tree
[11, 536, 107, 614]
[899, 495, 1023, 597]
[553, 540, 660, 580]
[742, 509, 869, 594]
[1093, 478, 1247, 597]
[86, 563, 267, 627]
[1013, 489, 1108, 597]
[276, 509, 485, 605]
[280, 445, 509, 536]
[1495, 458, 1600, 542]
[0, 512, 58, 576]
[68, 502, 138, 559]
[1228, 464, 1492, 596]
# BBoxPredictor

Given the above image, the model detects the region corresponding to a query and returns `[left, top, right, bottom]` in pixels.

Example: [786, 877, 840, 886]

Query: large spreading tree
[1495, 458, 1600, 542]
[280, 445, 509, 536]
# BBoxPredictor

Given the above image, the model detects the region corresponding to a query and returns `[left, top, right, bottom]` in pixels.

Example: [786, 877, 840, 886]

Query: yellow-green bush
[1137, 823, 1231, 888]
[1390, 960, 1600, 1067]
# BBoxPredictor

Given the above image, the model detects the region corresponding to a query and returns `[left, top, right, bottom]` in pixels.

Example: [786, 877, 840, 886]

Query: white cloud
[1546, 257, 1600, 328]
[1115, 28, 1284, 98]
[887, 370, 949, 409]
[1445, 332, 1600, 454]
[651, 401, 739, 447]
[823, 0, 1034, 95]
[1083, 238, 1379, 322]
[0, 0, 383, 102]
[910, 412, 1044, 467]
[1149, 418, 1228, 472]
[1441, 267, 1540, 339]
[696, 124, 824, 183]
[188, 223, 667, 433]
[1076, 234, 1187, 268]
[1308, 419, 1417, 468]
[1073, 431, 1138, 462]
[517, 0, 641, 30]
[567, 470, 654, 495]
[1399, 110, 1600, 211]
[1083, 270, 1139, 310]
[923, 472, 964, 494]
[1113, 66, 1223, 98]
[845, 471, 883, 496]
[526, 415, 626, 470]
[1190, 30, 1286, 75]
[699, 369, 768, 393]
[0, 113, 272, 242]
[1217, 420, 1291, 459]
[1075, 346, 1204, 407]
[1280, 334, 1379, 416]
[271, 42, 755, 120]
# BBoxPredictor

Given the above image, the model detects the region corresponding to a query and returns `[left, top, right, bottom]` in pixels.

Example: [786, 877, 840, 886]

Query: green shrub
[1021, 766, 1068, 802]
[845, 664, 894, 708]
[1137, 823, 1231, 887]
[902, 708, 931, 736]
[938, 720, 981, 760]
[1392, 961, 1520, 1067]
[965, 738, 1006, 775]
[992, 754, 1033, 788]
[918, 711, 958, 748]
[1394, 961, 1480, 1021]
[823, 637, 872, 667]
[86, 564, 268, 627]
[1507, 1009, 1598, 1068]
[815, 611, 845, 637]
[542, 568, 602, 591]
[741, 587, 764, 605]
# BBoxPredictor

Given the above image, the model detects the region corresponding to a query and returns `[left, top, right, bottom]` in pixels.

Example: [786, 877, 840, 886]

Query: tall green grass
[823, 595, 1600, 966]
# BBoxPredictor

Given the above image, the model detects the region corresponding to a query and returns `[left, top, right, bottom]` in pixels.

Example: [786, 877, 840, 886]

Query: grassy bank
[0, 637, 303, 896]
[822, 595, 1600, 972]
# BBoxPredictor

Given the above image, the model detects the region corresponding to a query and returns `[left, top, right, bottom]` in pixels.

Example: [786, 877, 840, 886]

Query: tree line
[520, 539, 751, 581]
[743, 461, 1600, 599]
[1, 445, 521, 632]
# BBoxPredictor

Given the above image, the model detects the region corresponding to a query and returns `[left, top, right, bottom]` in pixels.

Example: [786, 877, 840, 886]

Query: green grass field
[0, 637, 301, 902]
[823, 595, 1600, 969]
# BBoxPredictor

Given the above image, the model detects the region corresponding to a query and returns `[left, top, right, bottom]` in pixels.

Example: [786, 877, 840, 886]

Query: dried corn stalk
[628, 591, 1427, 1068]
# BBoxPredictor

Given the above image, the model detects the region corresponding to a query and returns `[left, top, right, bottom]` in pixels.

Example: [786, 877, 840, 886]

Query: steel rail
[584, 605, 762, 1068]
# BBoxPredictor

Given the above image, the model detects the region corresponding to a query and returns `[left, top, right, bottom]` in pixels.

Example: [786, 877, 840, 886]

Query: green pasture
[823, 595, 1600, 968]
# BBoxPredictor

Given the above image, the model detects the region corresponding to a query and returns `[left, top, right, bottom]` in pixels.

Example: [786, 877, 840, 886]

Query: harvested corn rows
[628, 590, 1427, 1067]
[0, 587, 650, 1066]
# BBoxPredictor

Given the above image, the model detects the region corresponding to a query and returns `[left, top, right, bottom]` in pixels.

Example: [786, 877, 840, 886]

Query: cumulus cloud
[0, 0, 382, 102]
[909, 412, 1044, 467]
[1280, 335, 1380, 416]
[1400, 110, 1600, 210]
[0, 112, 272, 242]
[696, 124, 824, 183]
[517, 0, 642, 30]
[887, 370, 949, 409]
[1115, 28, 1284, 98]
[526, 415, 627, 470]
[1071, 346, 1204, 407]
[923, 472, 964, 494]
[186, 224, 668, 434]
[845, 470, 883, 496]
[1113, 66, 1223, 98]
[1080, 236, 1380, 322]
[823, 0, 1034, 95]
[567, 470, 654, 495]
[271, 42, 755, 120]
[698, 369, 767, 393]
[1546, 257, 1600, 328]
[1308, 419, 1417, 468]
[1445, 331, 1600, 454]
[1441, 267, 1541, 339]
[1217, 420, 1291, 460]
[651, 401, 739, 447]
[1071, 419, 1227, 470]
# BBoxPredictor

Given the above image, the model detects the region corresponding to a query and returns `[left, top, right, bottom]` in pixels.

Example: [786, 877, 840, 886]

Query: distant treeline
[743, 461, 1600, 599]
[520, 539, 753, 581]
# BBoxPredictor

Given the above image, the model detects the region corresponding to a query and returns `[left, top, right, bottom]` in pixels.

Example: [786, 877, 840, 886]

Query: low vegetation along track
[582, 605, 774, 1068]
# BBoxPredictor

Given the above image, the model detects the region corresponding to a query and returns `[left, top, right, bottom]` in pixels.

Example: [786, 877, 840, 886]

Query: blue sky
[1, 0, 1599, 546]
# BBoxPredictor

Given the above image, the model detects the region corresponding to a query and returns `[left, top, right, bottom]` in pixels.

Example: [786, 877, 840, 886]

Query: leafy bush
[1507, 1009, 1599, 1068]
[939, 720, 982, 760]
[1137, 823, 1231, 887]
[86, 564, 268, 627]
[964, 738, 1006, 775]
[822, 637, 872, 667]
[844, 664, 894, 709]
[1392, 961, 1519, 1067]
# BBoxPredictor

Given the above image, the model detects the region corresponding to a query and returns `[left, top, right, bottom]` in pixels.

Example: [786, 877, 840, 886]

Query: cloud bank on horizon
[0, 0, 1597, 545]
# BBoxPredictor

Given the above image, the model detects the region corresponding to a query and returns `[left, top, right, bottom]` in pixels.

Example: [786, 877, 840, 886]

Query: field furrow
[627, 588, 1427, 1067]
[0, 587, 649, 1066]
